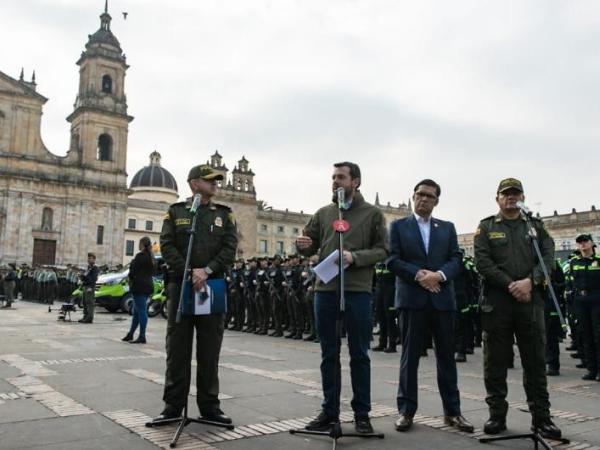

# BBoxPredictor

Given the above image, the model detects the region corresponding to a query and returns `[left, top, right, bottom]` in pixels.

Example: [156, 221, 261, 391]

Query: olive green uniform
[160, 199, 237, 413]
[474, 213, 554, 423]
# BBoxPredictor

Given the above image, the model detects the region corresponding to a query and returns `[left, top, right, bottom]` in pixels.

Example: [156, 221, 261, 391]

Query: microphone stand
[480, 207, 569, 449]
[290, 194, 384, 449]
[146, 197, 234, 448]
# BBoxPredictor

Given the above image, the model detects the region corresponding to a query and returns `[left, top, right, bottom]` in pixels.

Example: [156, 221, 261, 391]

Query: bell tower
[66, 1, 133, 174]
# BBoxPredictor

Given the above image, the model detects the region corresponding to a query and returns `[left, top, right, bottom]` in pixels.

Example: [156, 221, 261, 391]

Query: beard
[332, 186, 353, 204]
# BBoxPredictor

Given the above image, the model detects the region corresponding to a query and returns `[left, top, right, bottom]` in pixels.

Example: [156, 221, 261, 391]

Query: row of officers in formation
[1, 232, 599, 382]
[218, 238, 600, 382]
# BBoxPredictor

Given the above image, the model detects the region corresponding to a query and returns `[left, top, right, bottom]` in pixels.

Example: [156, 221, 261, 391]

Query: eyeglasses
[415, 192, 438, 200]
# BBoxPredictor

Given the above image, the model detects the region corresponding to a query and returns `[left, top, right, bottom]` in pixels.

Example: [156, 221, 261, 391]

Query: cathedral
[0, 5, 412, 268]
[0, 5, 132, 267]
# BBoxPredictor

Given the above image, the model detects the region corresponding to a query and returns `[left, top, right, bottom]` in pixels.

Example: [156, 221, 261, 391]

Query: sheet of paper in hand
[182, 279, 227, 315]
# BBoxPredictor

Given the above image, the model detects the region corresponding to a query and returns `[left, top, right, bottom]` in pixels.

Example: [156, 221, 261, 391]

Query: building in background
[0, 5, 132, 267]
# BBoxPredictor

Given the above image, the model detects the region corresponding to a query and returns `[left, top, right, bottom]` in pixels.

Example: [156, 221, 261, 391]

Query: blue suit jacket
[387, 215, 461, 311]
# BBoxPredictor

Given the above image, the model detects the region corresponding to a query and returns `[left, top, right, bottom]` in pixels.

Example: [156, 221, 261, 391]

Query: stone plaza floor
[1, 300, 599, 450]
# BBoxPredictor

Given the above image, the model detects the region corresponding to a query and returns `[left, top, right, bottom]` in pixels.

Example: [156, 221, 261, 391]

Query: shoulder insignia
[228, 212, 236, 226]
[163, 212, 170, 220]
[475, 227, 481, 236]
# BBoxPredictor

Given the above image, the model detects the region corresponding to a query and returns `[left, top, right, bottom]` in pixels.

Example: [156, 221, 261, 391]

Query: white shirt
[414, 213, 431, 254]
[413, 213, 447, 282]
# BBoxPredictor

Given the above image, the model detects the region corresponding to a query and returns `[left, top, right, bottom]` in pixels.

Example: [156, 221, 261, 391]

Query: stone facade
[0, 6, 132, 267]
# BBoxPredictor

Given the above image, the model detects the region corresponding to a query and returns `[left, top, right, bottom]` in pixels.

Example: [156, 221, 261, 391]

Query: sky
[3, 0, 600, 233]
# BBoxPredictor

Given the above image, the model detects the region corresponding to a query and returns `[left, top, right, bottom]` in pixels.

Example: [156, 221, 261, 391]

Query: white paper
[314, 250, 349, 284]
[193, 288, 211, 315]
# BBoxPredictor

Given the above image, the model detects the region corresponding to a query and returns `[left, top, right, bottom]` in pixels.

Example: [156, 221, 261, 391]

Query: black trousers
[397, 305, 461, 416]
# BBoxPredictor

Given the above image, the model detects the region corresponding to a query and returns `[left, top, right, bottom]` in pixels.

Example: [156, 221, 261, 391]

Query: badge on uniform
[182, 279, 227, 315]
[214, 216, 223, 227]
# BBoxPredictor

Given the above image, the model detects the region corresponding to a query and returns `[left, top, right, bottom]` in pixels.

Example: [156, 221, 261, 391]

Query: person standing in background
[123, 236, 155, 344]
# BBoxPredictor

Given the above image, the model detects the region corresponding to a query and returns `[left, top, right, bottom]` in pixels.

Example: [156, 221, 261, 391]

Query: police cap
[187, 164, 224, 182]
[497, 178, 524, 194]
[575, 233, 593, 243]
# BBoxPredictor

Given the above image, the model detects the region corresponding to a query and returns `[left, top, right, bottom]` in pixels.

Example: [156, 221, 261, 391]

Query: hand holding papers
[313, 250, 350, 284]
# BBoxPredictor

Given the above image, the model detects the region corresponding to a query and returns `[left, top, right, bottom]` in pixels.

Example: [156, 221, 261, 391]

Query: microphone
[516, 200, 531, 216]
[336, 187, 345, 210]
[190, 193, 202, 214]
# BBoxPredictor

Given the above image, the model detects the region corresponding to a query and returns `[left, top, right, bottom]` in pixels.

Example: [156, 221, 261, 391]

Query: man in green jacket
[296, 162, 388, 434]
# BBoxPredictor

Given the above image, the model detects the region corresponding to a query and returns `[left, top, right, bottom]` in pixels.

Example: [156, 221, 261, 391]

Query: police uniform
[544, 260, 566, 376]
[372, 262, 397, 352]
[79, 256, 99, 323]
[158, 164, 237, 421]
[268, 258, 286, 337]
[474, 178, 560, 437]
[567, 234, 600, 381]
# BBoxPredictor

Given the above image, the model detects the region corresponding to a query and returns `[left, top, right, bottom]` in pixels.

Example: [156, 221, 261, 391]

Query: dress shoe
[532, 419, 561, 439]
[130, 336, 146, 344]
[565, 344, 577, 351]
[465, 347, 474, 355]
[483, 418, 506, 435]
[371, 344, 386, 352]
[444, 415, 474, 433]
[152, 407, 182, 422]
[285, 331, 296, 339]
[200, 408, 232, 425]
[421, 349, 428, 357]
[303, 334, 316, 341]
[582, 371, 598, 380]
[269, 330, 283, 337]
[576, 363, 586, 369]
[395, 414, 414, 432]
[293, 332, 303, 340]
[355, 416, 374, 434]
[455, 353, 467, 363]
[547, 367, 560, 376]
[305, 410, 337, 431]
[78, 319, 92, 323]
[383, 346, 397, 353]
[121, 333, 133, 342]
[571, 353, 583, 359]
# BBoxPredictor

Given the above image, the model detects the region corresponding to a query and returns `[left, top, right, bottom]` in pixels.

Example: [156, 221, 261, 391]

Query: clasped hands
[416, 269, 443, 293]
[508, 278, 532, 302]
[191, 268, 209, 291]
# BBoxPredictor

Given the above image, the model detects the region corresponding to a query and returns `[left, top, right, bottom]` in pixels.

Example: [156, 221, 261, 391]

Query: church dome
[130, 151, 178, 192]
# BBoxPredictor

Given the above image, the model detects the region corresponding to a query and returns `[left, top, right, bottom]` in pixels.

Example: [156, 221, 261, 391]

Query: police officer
[269, 255, 286, 337]
[545, 259, 566, 376]
[372, 261, 397, 352]
[153, 164, 237, 425]
[78, 254, 99, 323]
[229, 259, 246, 331]
[285, 254, 304, 339]
[256, 257, 271, 335]
[568, 234, 600, 381]
[243, 258, 258, 332]
[474, 178, 561, 439]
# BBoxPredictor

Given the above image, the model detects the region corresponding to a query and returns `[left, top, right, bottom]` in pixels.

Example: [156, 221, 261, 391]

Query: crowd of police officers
[218, 233, 600, 382]
[1, 232, 599, 381]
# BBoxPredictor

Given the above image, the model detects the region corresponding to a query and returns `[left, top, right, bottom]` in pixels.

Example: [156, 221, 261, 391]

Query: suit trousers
[397, 304, 461, 416]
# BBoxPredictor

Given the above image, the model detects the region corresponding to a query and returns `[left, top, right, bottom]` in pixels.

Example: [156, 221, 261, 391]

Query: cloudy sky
[3, 0, 600, 233]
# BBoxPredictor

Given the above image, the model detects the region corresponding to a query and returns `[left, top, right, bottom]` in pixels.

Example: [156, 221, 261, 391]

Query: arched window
[41, 207, 53, 231]
[97, 134, 113, 161]
[101, 75, 112, 94]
